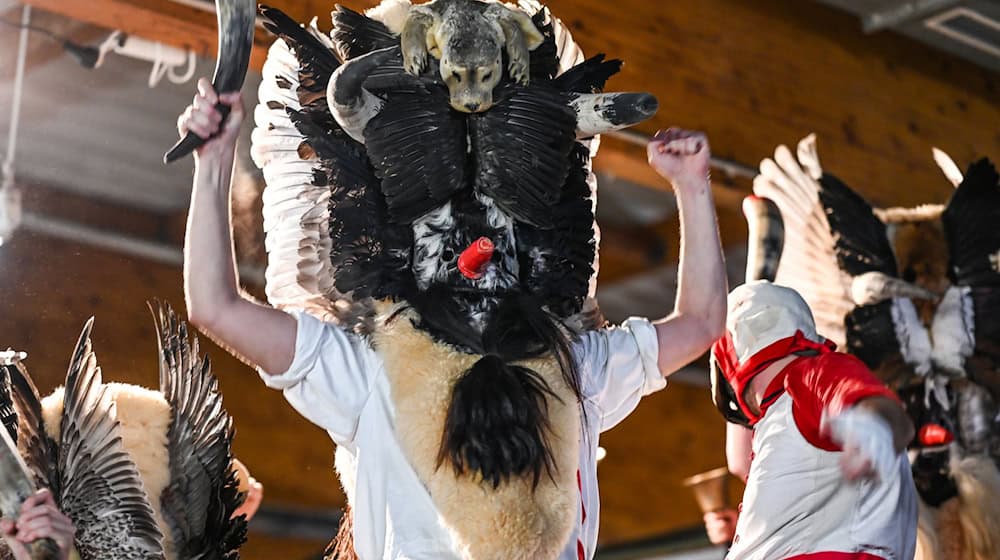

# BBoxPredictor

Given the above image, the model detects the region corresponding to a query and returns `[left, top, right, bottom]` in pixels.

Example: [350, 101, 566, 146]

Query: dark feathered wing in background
[1, 359, 57, 492]
[941, 160, 1000, 395]
[755, 135, 1000, 440]
[57, 320, 165, 560]
[153, 304, 246, 560]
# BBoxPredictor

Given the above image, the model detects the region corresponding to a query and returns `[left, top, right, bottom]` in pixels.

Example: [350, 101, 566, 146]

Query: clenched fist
[647, 128, 711, 190]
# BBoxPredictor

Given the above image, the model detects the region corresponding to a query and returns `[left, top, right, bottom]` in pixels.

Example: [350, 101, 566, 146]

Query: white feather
[931, 286, 975, 375]
[752, 134, 854, 348]
[252, 38, 343, 323]
[891, 298, 933, 375]
[412, 203, 455, 290]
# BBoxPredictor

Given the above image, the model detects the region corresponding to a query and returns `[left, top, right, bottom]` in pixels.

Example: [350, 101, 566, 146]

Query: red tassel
[918, 423, 954, 447]
[458, 237, 494, 279]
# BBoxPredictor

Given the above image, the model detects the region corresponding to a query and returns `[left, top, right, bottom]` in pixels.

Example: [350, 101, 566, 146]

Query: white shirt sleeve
[575, 317, 666, 432]
[257, 311, 379, 445]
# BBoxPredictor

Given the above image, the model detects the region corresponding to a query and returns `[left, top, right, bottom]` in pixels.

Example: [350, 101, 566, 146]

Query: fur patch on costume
[372, 303, 580, 560]
[953, 455, 1000, 560]
[40, 387, 64, 441]
[41, 383, 175, 557]
[915, 455, 1000, 560]
[874, 204, 945, 224]
[915, 498, 942, 560]
[365, 0, 412, 34]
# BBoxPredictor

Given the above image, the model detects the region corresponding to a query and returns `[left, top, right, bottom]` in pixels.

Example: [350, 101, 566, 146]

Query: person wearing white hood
[709, 281, 917, 560]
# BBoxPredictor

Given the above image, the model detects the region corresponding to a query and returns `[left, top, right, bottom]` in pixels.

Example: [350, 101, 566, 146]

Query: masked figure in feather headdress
[175, 0, 728, 558]
[0, 305, 247, 560]
[745, 134, 1000, 560]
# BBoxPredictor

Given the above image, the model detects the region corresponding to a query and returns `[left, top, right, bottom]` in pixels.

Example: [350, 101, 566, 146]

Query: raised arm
[181, 78, 296, 374]
[645, 129, 728, 375]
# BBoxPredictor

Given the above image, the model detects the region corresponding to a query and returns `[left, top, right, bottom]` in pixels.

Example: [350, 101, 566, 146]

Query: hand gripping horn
[163, 0, 256, 164]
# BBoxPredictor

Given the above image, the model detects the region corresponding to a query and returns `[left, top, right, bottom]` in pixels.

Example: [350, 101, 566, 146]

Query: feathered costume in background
[743, 135, 1000, 560]
[0, 305, 247, 560]
[249, 0, 657, 558]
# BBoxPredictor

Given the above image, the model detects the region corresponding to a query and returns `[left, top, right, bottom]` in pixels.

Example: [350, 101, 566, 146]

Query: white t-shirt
[259, 311, 665, 560]
[727, 394, 917, 560]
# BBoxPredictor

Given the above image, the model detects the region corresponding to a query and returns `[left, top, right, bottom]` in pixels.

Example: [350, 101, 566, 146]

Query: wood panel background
[4, 0, 999, 557]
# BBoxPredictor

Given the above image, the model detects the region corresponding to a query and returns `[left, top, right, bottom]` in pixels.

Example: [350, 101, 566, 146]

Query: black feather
[2, 362, 57, 492]
[260, 6, 340, 84]
[153, 303, 247, 559]
[942, 158, 1000, 287]
[0, 367, 17, 444]
[845, 302, 907, 384]
[364, 85, 470, 224]
[552, 54, 622, 93]
[331, 5, 398, 61]
[470, 83, 576, 227]
[516, 143, 595, 318]
[527, 7, 560, 81]
[819, 173, 897, 276]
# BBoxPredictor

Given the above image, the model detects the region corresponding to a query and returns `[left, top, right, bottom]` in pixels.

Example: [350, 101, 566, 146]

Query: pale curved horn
[327, 47, 396, 144]
[850, 271, 937, 306]
[571, 92, 658, 139]
[932, 147, 963, 188]
[742, 195, 784, 283]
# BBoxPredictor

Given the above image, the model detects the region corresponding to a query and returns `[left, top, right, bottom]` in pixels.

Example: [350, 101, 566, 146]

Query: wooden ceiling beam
[17, 0, 749, 253]
[19, 0, 273, 69]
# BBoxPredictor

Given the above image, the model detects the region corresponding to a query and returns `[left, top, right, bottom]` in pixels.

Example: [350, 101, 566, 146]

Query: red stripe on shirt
[785, 552, 888, 559]
[577, 470, 586, 560]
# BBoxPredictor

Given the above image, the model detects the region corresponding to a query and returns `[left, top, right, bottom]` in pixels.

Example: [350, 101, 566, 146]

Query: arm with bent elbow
[645, 129, 728, 376]
[181, 78, 296, 375]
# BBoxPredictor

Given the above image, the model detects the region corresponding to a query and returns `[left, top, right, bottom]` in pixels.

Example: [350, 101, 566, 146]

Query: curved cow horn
[164, 0, 256, 163]
[850, 271, 938, 306]
[327, 47, 396, 144]
[932, 147, 964, 188]
[743, 195, 785, 284]
[571, 92, 658, 139]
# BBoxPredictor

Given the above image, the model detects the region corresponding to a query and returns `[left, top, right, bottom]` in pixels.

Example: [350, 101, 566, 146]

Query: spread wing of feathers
[153, 304, 246, 560]
[57, 319, 165, 560]
[752, 135, 857, 348]
[753, 135, 929, 383]
[0, 358, 57, 560]
[331, 5, 397, 62]
[0, 360, 56, 491]
[941, 159, 1000, 388]
[362, 66, 470, 225]
[252, 6, 385, 333]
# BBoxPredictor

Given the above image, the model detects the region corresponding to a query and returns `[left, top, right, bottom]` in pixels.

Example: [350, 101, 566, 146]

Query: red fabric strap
[785, 553, 887, 560]
[784, 352, 899, 451]
[712, 331, 836, 425]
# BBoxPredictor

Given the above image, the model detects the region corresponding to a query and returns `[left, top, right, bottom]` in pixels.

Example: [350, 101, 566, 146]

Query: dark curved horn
[743, 195, 784, 283]
[163, 0, 256, 164]
[571, 92, 658, 139]
[327, 47, 396, 144]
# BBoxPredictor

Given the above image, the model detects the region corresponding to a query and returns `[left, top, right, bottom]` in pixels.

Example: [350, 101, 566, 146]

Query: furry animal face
[401, 0, 544, 113]
[892, 220, 950, 324]
[436, 27, 503, 113]
[429, 6, 504, 113]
